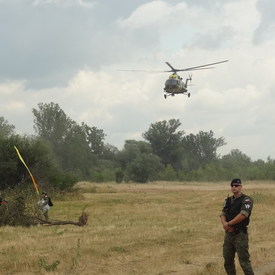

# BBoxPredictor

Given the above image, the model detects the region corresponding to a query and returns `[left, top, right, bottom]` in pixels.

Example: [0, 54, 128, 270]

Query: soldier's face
[231, 184, 242, 195]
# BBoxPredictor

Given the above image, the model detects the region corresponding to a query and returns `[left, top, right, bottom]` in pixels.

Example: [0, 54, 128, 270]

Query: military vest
[223, 194, 251, 232]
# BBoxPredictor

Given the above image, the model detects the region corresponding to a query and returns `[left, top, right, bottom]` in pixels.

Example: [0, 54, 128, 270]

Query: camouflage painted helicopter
[163, 60, 228, 99]
[118, 60, 228, 99]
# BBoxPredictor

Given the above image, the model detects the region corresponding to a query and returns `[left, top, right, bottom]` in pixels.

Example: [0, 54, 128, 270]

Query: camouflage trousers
[223, 231, 254, 275]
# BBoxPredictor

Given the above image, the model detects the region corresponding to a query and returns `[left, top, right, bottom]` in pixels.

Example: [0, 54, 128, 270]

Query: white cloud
[5, 101, 27, 112]
[0, 81, 26, 96]
[1, 0, 275, 160]
[32, 0, 94, 8]
[117, 0, 187, 29]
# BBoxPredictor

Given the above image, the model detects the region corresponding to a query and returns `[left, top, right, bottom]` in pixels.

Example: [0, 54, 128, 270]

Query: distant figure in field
[220, 178, 254, 275]
[37, 191, 50, 220]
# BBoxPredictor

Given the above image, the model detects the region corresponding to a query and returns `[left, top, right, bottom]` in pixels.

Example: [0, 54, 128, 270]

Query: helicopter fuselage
[164, 73, 190, 98]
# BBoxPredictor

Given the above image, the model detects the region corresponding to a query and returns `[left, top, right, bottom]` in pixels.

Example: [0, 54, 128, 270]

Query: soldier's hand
[223, 222, 234, 232]
[225, 227, 235, 232]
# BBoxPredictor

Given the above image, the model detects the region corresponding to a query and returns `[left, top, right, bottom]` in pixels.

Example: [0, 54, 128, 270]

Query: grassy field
[1, 181, 275, 274]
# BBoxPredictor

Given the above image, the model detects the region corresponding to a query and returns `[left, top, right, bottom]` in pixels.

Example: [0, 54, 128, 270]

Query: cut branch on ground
[35, 211, 88, 226]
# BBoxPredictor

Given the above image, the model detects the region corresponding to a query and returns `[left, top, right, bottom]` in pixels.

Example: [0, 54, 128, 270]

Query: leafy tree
[61, 123, 92, 177]
[126, 153, 163, 183]
[182, 130, 226, 171]
[193, 163, 227, 181]
[116, 140, 152, 169]
[221, 149, 251, 167]
[0, 116, 15, 138]
[32, 102, 111, 182]
[115, 169, 124, 183]
[117, 140, 163, 183]
[33, 102, 74, 167]
[101, 144, 119, 166]
[0, 135, 56, 191]
[220, 149, 251, 178]
[0, 135, 22, 190]
[159, 164, 178, 181]
[142, 119, 185, 169]
[81, 123, 106, 155]
[33, 102, 73, 146]
[263, 157, 275, 180]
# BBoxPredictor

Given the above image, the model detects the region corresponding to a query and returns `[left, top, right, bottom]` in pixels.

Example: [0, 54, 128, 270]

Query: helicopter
[163, 60, 228, 99]
[118, 59, 228, 99]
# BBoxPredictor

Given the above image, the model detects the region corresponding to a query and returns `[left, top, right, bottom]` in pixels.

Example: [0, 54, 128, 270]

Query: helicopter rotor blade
[163, 67, 215, 73]
[187, 67, 214, 71]
[118, 60, 228, 73]
[176, 60, 228, 72]
[165, 62, 177, 73]
[117, 69, 166, 73]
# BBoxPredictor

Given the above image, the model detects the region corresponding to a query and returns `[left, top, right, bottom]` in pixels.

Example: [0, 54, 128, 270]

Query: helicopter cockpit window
[165, 79, 178, 87]
[172, 79, 178, 86]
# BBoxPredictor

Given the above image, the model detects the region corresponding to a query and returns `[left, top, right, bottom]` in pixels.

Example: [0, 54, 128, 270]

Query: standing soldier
[220, 178, 254, 275]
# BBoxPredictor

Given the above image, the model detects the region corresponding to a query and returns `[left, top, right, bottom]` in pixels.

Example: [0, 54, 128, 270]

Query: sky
[1, 0, 275, 161]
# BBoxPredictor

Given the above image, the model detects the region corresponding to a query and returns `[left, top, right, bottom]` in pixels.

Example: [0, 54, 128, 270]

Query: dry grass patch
[0, 181, 275, 274]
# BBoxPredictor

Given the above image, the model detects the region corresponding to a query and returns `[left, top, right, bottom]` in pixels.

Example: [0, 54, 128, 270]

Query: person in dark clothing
[220, 178, 254, 275]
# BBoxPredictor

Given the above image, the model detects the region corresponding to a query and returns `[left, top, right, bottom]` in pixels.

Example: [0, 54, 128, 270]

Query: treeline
[1, 102, 275, 191]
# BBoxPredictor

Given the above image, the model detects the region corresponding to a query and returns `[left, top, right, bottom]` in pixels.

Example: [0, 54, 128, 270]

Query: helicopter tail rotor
[185, 74, 192, 87]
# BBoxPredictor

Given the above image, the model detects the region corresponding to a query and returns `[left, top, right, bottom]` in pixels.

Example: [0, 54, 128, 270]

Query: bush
[115, 170, 124, 183]
[0, 186, 38, 227]
[159, 165, 177, 181]
[49, 171, 78, 191]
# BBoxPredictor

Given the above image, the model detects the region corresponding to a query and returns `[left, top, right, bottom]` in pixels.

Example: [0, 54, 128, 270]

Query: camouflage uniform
[221, 194, 254, 275]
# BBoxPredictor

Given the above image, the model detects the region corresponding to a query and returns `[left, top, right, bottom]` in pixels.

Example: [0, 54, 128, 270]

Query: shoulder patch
[242, 195, 252, 202]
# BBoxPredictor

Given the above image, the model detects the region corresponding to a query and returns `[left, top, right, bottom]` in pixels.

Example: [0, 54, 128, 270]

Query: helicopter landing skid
[164, 93, 175, 99]
[164, 93, 190, 99]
